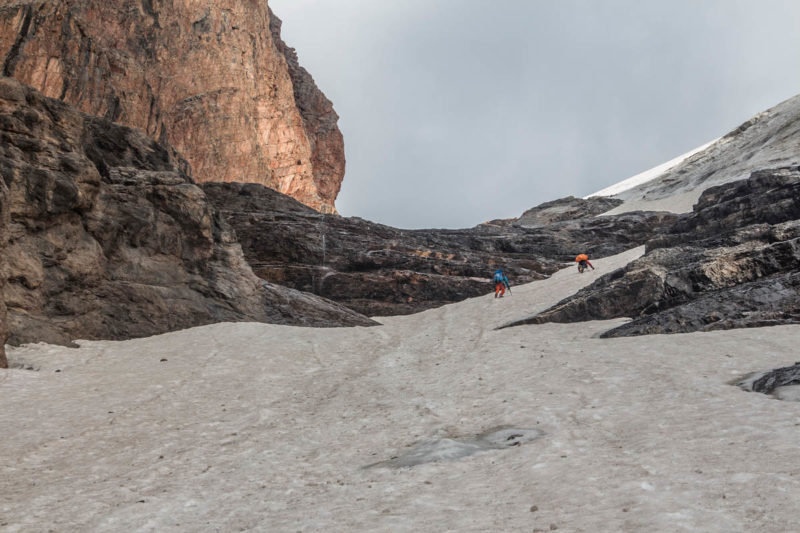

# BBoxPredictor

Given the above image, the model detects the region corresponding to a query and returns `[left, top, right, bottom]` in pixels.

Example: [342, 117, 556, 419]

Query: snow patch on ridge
[586, 138, 718, 199]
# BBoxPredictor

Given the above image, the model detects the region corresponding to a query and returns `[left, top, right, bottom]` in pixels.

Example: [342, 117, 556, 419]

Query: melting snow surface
[2, 246, 800, 532]
[367, 427, 545, 468]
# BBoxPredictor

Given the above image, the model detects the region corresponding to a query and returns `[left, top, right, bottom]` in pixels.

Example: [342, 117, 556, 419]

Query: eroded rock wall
[0, 77, 371, 348]
[0, 0, 343, 213]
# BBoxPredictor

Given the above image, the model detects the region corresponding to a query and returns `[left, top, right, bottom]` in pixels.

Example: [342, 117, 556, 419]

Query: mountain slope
[594, 94, 800, 214]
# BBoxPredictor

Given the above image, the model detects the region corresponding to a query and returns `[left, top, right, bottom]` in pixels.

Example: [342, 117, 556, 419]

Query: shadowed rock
[0, 77, 373, 348]
[204, 182, 675, 316]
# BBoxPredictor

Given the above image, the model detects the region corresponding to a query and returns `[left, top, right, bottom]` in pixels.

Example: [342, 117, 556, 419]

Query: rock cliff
[203, 182, 676, 316]
[0, 77, 371, 354]
[503, 167, 800, 336]
[0, 0, 344, 213]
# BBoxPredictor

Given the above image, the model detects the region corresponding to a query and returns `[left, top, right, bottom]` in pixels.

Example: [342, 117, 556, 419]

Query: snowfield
[2, 247, 799, 532]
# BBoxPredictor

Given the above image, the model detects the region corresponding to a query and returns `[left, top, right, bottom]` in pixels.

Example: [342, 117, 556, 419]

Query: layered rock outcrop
[504, 168, 800, 336]
[0, 0, 343, 213]
[204, 182, 676, 316]
[0, 77, 371, 349]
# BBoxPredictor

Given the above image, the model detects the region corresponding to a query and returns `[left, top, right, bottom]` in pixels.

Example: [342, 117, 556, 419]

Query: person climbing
[575, 253, 594, 273]
[493, 268, 510, 298]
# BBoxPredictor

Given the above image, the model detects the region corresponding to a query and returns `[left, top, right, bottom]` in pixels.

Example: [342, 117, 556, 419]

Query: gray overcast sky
[270, 0, 800, 229]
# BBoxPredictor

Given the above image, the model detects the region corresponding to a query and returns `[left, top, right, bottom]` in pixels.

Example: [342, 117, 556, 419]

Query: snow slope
[2, 247, 799, 532]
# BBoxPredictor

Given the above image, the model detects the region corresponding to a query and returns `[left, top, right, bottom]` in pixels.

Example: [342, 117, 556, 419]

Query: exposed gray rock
[203, 182, 676, 316]
[603, 270, 800, 337]
[502, 168, 800, 336]
[485, 196, 623, 228]
[0, 77, 374, 347]
[744, 363, 800, 395]
[739, 362, 800, 402]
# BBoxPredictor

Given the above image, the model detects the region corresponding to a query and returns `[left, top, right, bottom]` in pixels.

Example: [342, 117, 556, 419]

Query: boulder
[746, 362, 800, 395]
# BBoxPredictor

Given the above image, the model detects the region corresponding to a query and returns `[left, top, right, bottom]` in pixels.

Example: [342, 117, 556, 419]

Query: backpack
[493, 270, 504, 282]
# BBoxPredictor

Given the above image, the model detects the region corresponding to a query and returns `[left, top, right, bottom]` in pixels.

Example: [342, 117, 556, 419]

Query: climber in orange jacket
[575, 253, 594, 273]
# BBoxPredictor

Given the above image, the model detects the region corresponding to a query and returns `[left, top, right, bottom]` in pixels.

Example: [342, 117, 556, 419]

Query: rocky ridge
[203, 182, 676, 316]
[0, 0, 343, 212]
[605, 93, 800, 214]
[0, 76, 370, 363]
[503, 167, 800, 336]
[484, 196, 623, 228]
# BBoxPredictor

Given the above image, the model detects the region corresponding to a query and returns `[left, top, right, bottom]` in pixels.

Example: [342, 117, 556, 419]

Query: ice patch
[366, 427, 544, 468]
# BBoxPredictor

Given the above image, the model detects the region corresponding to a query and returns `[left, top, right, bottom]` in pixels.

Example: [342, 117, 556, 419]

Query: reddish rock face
[0, 0, 344, 213]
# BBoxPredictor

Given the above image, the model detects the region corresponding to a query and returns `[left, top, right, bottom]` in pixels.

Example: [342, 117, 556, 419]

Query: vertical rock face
[0, 0, 344, 213]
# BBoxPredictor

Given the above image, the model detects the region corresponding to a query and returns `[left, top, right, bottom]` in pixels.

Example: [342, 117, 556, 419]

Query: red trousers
[495, 282, 505, 297]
